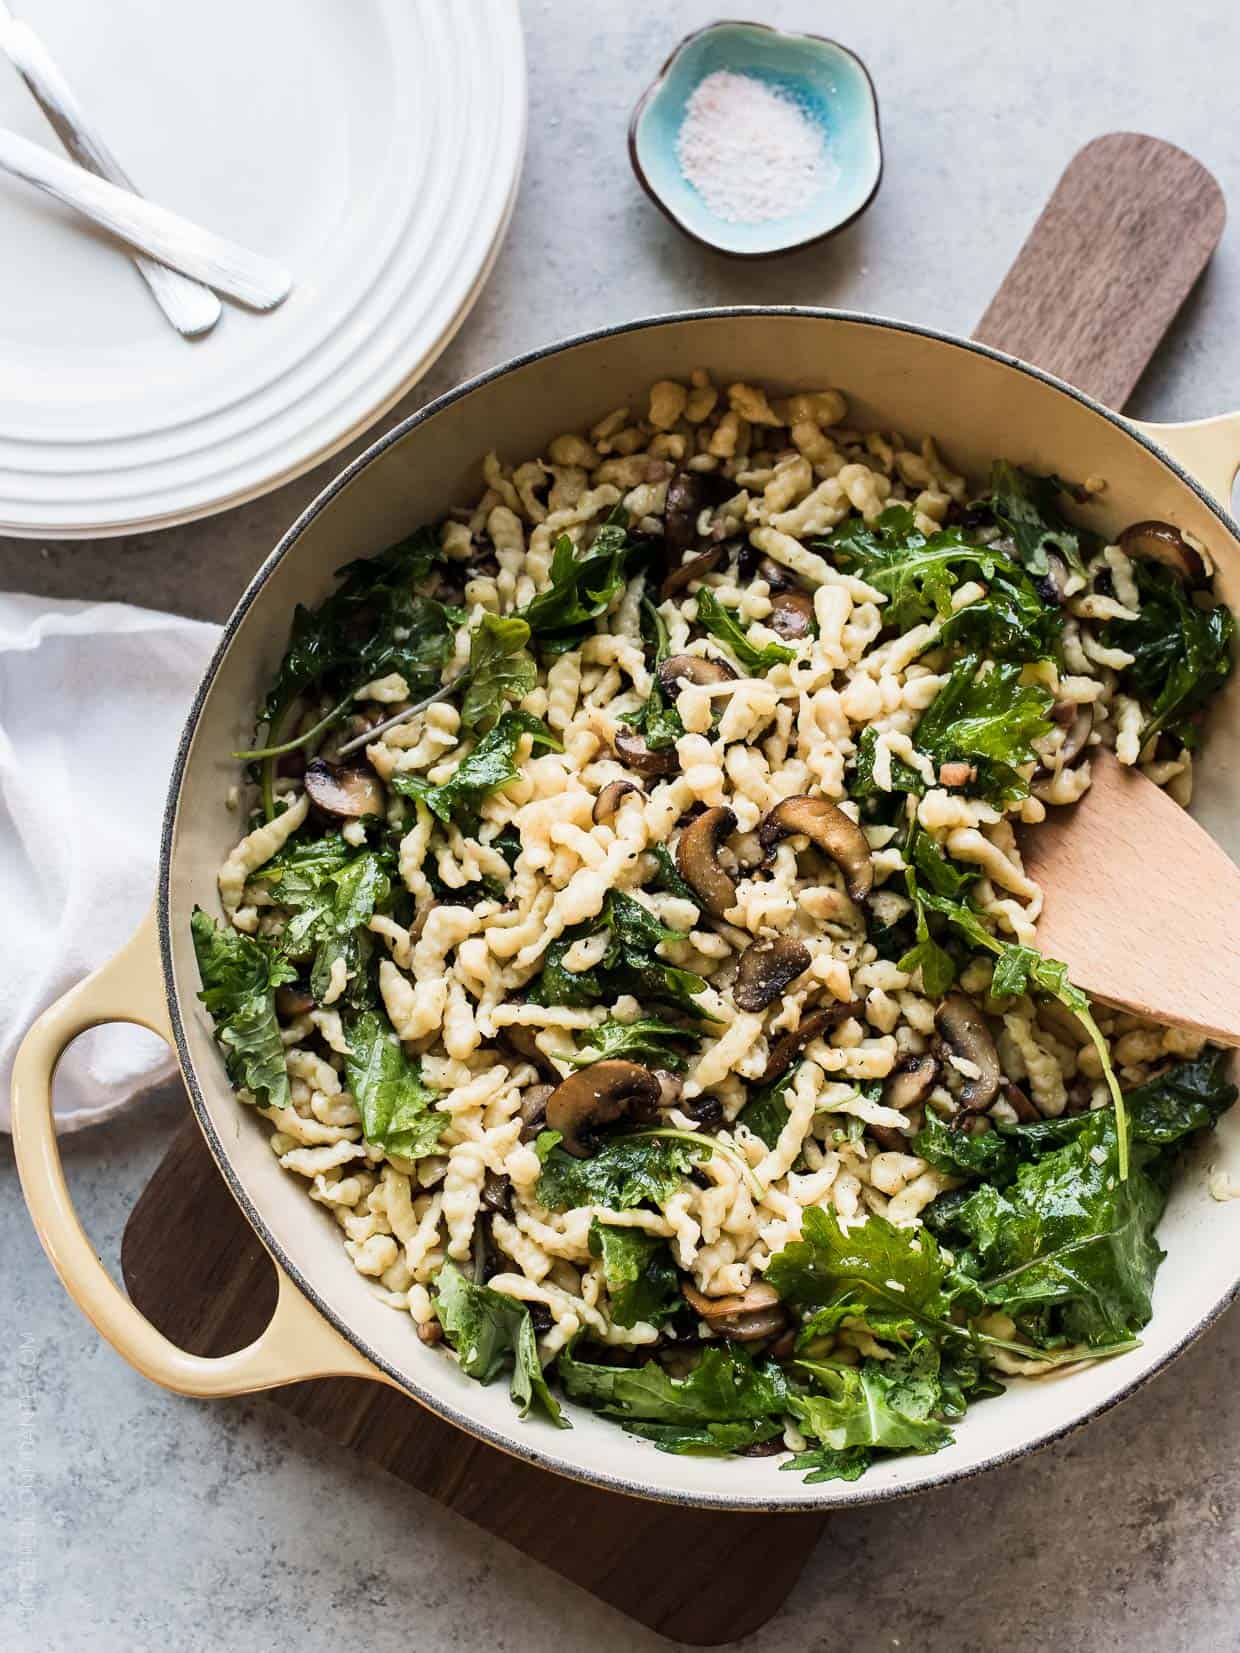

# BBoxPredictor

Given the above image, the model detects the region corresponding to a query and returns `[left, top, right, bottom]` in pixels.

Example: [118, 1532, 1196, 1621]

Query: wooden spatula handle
[974, 133, 1225, 408]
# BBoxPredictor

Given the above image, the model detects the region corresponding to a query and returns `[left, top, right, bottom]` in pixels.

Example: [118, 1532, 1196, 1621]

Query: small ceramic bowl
[629, 20, 882, 259]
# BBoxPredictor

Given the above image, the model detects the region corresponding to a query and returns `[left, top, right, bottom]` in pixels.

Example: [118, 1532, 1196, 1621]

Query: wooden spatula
[973, 134, 1240, 1044]
[1020, 751, 1240, 1044]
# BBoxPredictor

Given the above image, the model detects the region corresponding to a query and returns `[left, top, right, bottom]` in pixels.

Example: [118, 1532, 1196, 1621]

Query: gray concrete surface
[3, 2, 1239, 1649]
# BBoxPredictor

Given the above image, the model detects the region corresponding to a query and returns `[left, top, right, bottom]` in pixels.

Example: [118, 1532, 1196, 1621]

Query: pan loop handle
[1133, 413, 1240, 514]
[11, 903, 383, 1397]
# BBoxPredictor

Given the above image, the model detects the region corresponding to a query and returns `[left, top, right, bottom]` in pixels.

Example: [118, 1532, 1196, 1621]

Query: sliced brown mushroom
[768, 588, 815, 640]
[934, 993, 1001, 1112]
[756, 555, 792, 592]
[675, 805, 738, 918]
[613, 726, 679, 778]
[682, 1282, 787, 1343]
[1035, 550, 1071, 606]
[500, 1025, 560, 1084]
[592, 779, 641, 823]
[869, 1053, 940, 1150]
[733, 937, 812, 1012]
[304, 757, 384, 818]
[274, 984, 315, 1019]
[882, 1052, 940, 1112]
[761, 998, 866, 1082]
[544, 1060, 661, 1157]
[481, 1171, 514, 1216]
[660, 542, 722, 600]
[1001, 1078, 1040, 1123]
[663, 471, 705, 555]
[758, 796, 874, 902]
[1119, 520, 1207, 583]
[518, 1083, 554, 1140]
[682, 1094, 723, 1129]
[1056, 704, 1094, 767]
[658, 652, 737, 698]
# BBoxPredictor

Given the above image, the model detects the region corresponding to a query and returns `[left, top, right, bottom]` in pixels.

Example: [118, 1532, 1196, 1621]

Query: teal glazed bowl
[629, 19, 882, 258]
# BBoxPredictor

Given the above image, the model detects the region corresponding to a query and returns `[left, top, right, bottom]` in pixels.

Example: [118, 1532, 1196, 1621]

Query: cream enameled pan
[14, 311, 1240, 1511]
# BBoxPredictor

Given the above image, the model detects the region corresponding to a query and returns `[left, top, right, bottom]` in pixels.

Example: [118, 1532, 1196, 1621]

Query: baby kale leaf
[1121, 1046, 1238, 1143]
[694, 587, 795, 673]
[913, 1113, 1020, 1186]
[567, 1016, 698, 1072]
[1102, 561, 1234, 748]
[391, 711, 561, 831]
[518, 519, 630, 642]
[344, 1009, 445, 1160]
[558, 1343, 788, 1425]
[191, 908, 296, 1109]
[460, 613, 537, 733]
[434, 1262, 567, 1427]
[627, 1419, 787, 1456]
[530, 890, 711, 1018]
[937, 1110, 1166, 1347]
[982, 461, 1090, 578]
[259, 842, 391, 1009]
[536, 1134, 705, 1212]
[914, 654, 1053, 804]
[827, 507, 1015, 632]
[263, 527, 458, 722]
[767, 1205, 948, 1322]
[790, 1346, 954, 1457]
[588, 1219, 682, 1328]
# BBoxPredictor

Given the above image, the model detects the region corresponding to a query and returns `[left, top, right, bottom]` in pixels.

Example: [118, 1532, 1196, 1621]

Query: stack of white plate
[0, 0, 526, 537]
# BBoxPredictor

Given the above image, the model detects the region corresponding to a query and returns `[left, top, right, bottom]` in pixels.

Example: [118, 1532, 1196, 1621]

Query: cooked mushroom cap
[1035, 550, 1071, 606]
[545, 1060, 661, 1157]
[682, 1281, 787, 1342]
[274, 984, 315, 1019]
[1057, 704, 1094, 768]
[481, 1171, 514, 1216]
[304, 758, 384, 818]
[882, 1052, 940, 1112]
[663, 471, 705, 555]
[756, 555, 792, 592]
[768, 588, 815, 640]
[658, 652, 737, 697]
[518, 1083, 554, 1140]
[660, 543, 722, 600]
[758, 795, 874, 902]
[1119, 520, 1207, 583]
[935, 993, 1001, 1111]
[592, 779, 641, 823]
[761, 998, 866, 1082]
[501, 1025, 560, 1083]
[733, 937, 812, 1012]
[675, 805, 738, 918]
[614, 727, 679, 778]
[1001, 1078, 1040, 1122]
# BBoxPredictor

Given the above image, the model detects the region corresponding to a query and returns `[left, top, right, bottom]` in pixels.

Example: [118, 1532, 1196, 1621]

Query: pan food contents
[194, 373, 1237, 1480]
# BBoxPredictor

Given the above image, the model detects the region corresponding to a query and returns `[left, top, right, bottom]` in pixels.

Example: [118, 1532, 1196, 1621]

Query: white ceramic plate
[0, 0, 525, 538]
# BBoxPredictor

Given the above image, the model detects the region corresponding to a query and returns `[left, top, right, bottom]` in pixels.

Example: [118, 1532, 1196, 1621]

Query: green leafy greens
[391, 710, 561, 830]
[460, 613, 537, 733]
[693, 587, 795, 673]
[191, 909, 296, 1110]
[345, 1010, 445, 1160]
[588, 1219, 681, 1328]
[1102, 560, 1234, 748]
[434, 1262, 567, 1427]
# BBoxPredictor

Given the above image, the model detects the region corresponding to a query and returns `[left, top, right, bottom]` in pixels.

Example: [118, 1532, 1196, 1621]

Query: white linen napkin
[0, 593, 221, 1132]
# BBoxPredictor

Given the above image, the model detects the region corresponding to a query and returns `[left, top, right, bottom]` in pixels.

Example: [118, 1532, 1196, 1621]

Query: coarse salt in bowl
[629, 20, 882, 258]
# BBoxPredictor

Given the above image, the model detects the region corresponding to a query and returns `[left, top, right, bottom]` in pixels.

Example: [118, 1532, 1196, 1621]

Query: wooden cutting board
[120, 134, 1224, 1645]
